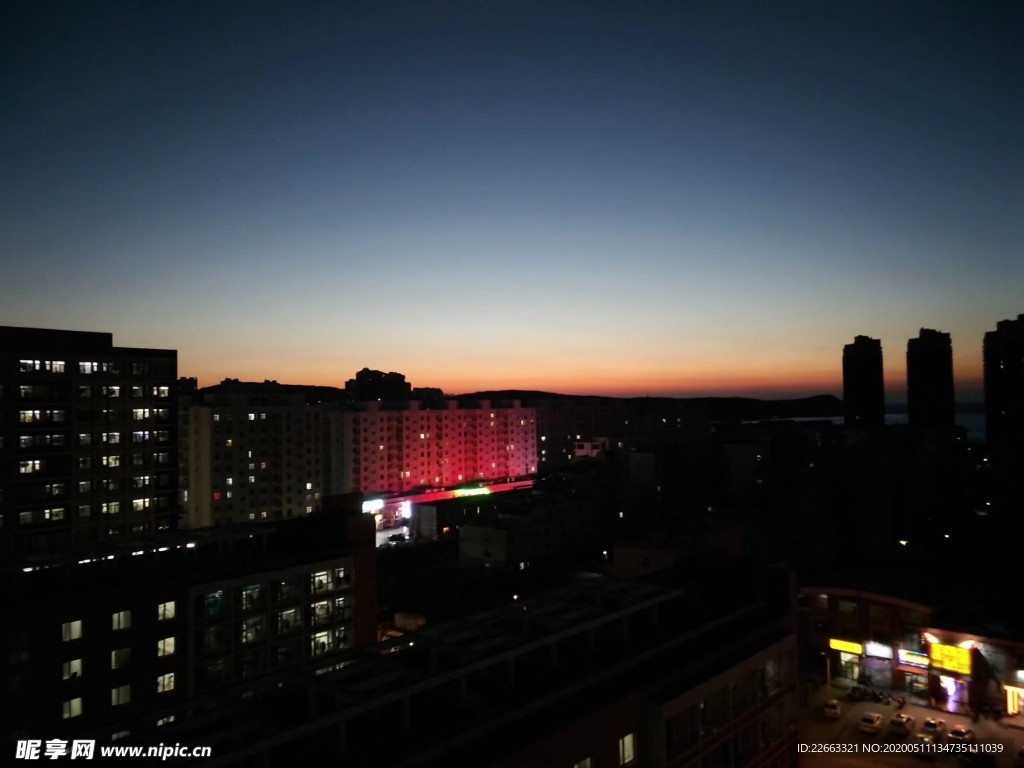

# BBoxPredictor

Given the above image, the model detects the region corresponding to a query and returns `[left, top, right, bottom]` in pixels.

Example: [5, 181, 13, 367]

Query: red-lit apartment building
[327, 399, 537, 495]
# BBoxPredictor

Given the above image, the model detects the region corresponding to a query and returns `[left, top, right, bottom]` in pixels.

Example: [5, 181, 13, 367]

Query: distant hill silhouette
[454, 391, 843, 420]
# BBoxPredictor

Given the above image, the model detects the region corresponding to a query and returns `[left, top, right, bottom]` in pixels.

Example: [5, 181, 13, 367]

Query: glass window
[61, 620, 83, 641]
[157, 600, 175, 620]
[619, 733, 635, 765]
[62, 659, 83, 680]
[241, 616, 265, 644]
[157, 637, 175, 657]
[157, 672, 175, 693]
[111, 648, 131, 669]
[111, 685, 131, 706]
[112, 610, 132, 631]
[62, 698, 83, 719]
[204, 591, 224, 617]
[241, 585, 263, 610]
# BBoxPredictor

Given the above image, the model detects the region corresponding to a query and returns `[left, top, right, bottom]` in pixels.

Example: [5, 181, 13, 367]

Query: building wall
[330, 400, 537, 495]
[1, 327, 178, 555]
[183, 397, 325, 527]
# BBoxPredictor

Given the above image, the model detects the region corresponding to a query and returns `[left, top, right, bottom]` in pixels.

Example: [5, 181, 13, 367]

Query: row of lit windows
[61, 603, 175, 640]
[61, 674, 175, 719]
[19, 359, 65, 373]
[19, 409, 66, 423]
[63, 639, 175, 681]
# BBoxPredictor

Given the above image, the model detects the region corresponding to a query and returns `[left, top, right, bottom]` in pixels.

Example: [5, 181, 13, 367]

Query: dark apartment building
[842, 335, 884, 428]
[0, 327, 177, 557]
[125, 561, 796, 768]
[2, 513, 376, 749]
[345, 368, 412, 402]
[906, 328, 955, 431]
[983, 314, 1024, 461]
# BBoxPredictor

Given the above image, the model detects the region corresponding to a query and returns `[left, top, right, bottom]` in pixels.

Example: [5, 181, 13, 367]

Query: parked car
[948, 724, 976, 743]
[920, 718, 946, 737]
[823, 699, 841, 720]
[914, 733, 938, 761]
[859, 712, 884, 734]
[889, 713, 915, 736]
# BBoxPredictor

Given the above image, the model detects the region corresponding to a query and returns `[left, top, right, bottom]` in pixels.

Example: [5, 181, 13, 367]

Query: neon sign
[929, 644, 970, 675]
[829, 638, 863, 654]
[898, 649, 929, 668]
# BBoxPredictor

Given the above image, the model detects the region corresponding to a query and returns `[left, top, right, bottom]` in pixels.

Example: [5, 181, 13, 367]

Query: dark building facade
[842, 335, 884, 428]
[345, 368, 412, 402]
[2, 514, 376, 749]
[0, 327, 178, 557]
[907, 328, 955, 431]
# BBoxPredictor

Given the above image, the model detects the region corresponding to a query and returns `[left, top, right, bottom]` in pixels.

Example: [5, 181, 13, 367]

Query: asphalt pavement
[798, 681, 1023, 768]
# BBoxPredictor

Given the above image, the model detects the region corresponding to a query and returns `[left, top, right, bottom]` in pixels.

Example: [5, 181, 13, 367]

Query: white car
[889, 714, 915, 736]
[859, 712, 884, 734]
[920, 718, 946, 737]
[947, 724, 975, 743]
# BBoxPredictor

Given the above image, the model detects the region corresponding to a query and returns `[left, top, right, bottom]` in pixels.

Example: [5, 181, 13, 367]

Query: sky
[2, 1, 1022, 400]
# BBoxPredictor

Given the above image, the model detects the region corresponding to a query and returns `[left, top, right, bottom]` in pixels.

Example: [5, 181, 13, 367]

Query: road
[798, 688, 1022, 768]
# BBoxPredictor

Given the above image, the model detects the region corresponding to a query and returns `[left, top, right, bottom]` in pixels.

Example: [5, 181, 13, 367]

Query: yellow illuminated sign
[929, 644, 971, 675]
[829, 638, 863, 654]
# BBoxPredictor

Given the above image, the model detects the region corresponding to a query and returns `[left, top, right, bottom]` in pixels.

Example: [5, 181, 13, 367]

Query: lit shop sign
[929, 644, 971, 675]
[898, 650, 929, 668]
[362, 499, 385, 514]
[864, 642, 893, 659]
[453, 487, 491, 498]
[829, 638, 863, 655]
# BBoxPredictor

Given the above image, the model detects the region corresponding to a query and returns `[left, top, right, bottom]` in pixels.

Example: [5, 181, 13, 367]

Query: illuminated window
[156, 673, 175, 693]
[241, 585, 262, 610]
[111, 684, 131, 706]
[101, 502, 121, 515]
[112, 610, 132, 631]
[103, 455, 121, 468]
[111, 648, 130, 669]
[62, 658, 83, 680]
[157, 601, 175, 620]
[19, 460, 41, 474]
[619, 733, 635, 764]
[62, 698, 83, 719]
[241, 617, 264, 644]
[311, 630, 332, 656]
[157, 637, 175, 657]
[62, 620, 83, 641]
[574, 760, 593, 768]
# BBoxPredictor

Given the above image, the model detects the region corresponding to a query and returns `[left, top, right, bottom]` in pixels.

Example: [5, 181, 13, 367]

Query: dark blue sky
[3, 1, 1021, 397]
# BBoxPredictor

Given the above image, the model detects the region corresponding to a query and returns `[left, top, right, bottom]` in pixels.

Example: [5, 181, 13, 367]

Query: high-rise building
[842, 335, 884, 428]
[906, 328, 955, 431]
[328, 400, 537, 495]
[182, 390, 327, 528]
[1, 327, 177, 557]
[983, 314, 1024, 460]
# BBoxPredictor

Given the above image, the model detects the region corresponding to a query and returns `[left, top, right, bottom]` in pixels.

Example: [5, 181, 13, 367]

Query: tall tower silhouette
[983, 314, 1024, 457]
[843, 335, 884, 428]
[907, 328, 954, 431]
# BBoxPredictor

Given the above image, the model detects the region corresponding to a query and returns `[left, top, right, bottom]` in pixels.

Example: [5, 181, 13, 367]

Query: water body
[776, 411, 986, 443]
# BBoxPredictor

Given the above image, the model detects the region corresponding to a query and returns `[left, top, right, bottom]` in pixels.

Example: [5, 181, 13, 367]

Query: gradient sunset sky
[3, 1, 1021, 399]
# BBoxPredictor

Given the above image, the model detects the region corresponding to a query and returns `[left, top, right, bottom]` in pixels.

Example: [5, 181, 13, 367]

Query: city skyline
[3, 1, 1021, 400]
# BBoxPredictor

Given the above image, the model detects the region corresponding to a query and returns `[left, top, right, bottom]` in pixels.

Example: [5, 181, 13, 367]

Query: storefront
[928, 642, 972, 710]
[895, 649, 930, 695]
[861, 641, 894, 687]
[828, 638, 862, 683]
